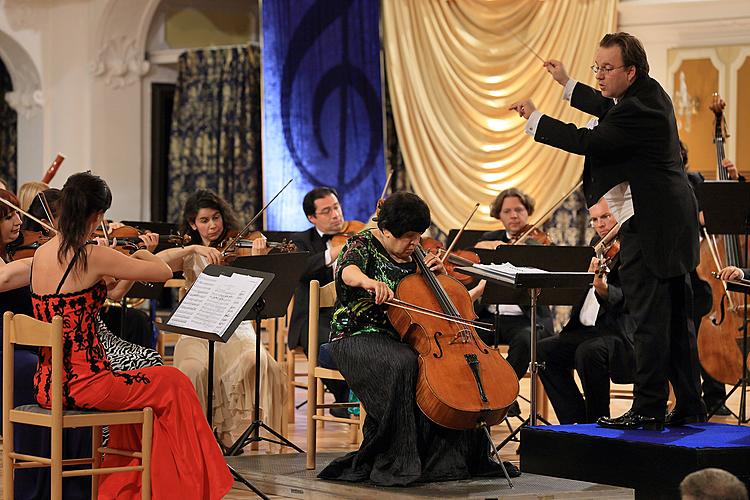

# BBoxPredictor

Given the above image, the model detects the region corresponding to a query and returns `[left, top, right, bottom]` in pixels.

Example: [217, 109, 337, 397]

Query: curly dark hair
[489, 188, 535, 220]
[376, 192, 431, 238]
[180, 190, 240, 246]
[57, 172, 112, 272]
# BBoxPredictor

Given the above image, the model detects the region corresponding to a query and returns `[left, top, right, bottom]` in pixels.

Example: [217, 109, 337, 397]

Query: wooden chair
[3, 312, 153, 500]
[306, 280, 366, 470]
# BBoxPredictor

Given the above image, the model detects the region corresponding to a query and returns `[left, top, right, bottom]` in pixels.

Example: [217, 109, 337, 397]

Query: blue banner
[262, 0, 385, 230]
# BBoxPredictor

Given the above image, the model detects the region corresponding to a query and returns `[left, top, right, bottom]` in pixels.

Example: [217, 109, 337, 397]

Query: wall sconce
[674, 71, 700, 133]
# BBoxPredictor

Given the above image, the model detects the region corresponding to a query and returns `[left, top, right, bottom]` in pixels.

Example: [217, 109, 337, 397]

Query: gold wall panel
[738, 56, 750, 178]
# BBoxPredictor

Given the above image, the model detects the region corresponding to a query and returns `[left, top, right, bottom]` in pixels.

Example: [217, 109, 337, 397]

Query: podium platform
[520, 422, 750, 498]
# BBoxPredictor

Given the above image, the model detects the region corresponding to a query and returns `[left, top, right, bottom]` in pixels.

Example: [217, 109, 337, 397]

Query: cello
[387, 245, 519, 430]
[696, 95, 746, 385]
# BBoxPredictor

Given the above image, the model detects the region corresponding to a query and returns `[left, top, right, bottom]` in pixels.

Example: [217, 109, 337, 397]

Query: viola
[6, 230, 53, 260]
[330, 220, 366, 248]
[95, 225, 187, 255]
[422, 238, 480, 288]
[510, 224, 553, 246]
[387, 246, 519, 429]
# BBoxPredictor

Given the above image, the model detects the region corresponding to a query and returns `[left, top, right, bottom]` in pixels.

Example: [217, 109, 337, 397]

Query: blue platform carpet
[520, 422, 750, 499]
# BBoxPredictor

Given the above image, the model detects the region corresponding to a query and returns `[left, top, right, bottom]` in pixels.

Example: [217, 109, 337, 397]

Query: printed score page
[167, 272, 264, 340]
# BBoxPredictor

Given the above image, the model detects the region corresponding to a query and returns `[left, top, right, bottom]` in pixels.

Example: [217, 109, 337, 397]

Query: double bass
[387, 245, 519, 429]
[696, 95, 746, 385]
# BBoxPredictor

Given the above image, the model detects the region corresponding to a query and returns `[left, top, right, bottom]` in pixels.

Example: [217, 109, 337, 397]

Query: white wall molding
[90, 35, 151, 89]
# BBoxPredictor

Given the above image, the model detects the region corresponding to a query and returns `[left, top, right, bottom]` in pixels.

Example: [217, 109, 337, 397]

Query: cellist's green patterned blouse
[329, 230, 416, 342]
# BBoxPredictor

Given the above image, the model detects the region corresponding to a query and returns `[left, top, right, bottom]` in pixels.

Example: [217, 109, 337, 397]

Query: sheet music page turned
[167, 272, 264, 340]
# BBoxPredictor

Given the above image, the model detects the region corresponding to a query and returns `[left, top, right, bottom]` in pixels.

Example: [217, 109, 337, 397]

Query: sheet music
[167, 272, 264, 339]
[475, 262, 547, 279]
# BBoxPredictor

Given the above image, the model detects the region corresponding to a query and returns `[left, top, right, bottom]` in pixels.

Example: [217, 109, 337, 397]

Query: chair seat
[313, 367, 346, 381]
[15, 404, 100, 415]
[11, 405, 147, 428]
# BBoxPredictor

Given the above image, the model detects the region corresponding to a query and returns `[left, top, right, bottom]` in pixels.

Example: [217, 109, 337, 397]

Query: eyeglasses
[589, 213, 613, 226]
[590, 64, 626, 75]
[315, 204, 342, 217]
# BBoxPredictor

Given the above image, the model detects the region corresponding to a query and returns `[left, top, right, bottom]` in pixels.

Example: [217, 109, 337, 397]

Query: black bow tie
[321, 233, 332, 244]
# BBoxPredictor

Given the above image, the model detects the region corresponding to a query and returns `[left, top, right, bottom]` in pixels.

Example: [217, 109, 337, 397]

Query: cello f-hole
[433, 332, 444, 359]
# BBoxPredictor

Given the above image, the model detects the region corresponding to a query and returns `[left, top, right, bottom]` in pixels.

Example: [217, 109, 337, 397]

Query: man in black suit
[510, 32, 704, 429]
[538, 198, 636, 424]
[289, 187, 349, 412]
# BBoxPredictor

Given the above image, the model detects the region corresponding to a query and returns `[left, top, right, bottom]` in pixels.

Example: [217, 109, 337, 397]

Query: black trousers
[478, 314, 553, 379]
[538, 329, 634, 424]
[619, 221, 704, 418]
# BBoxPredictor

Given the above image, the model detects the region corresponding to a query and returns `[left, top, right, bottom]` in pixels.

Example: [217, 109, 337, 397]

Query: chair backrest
[307, 281, 337, 364]
[3, 312, 64, 432]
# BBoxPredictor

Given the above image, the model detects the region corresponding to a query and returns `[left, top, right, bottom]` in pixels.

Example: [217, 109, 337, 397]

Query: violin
[510, 224, 553, 246]
[387, 246, 519, 429]
[422, 238, 481, 287]
[218, 230, 296, 260]
[593, 223, 621, 278]
[330, 220, 366, 248]
[6, 230, 53, 260]
[94, 225, 188, 255]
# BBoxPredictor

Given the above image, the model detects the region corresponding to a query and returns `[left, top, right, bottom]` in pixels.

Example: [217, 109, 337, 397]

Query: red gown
[31, 259, 233, 500]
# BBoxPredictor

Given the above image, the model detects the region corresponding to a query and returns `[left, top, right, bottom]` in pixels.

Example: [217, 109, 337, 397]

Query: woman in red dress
[28, 172, 233, 499]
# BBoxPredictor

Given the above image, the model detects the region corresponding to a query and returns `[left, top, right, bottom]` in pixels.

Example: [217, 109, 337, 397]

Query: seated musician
[471, 188, 554, 416]
[318, 191, 518, 486]
[537, 198, 636, 424]
[288, 187, 350, 416]
[156, 189, 287, 449]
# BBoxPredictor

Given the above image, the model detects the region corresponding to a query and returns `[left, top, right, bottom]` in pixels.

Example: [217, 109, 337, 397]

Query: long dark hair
[180, 190, 239, 246]
[57, 172, 112, 272]
[0, 189, 21, 261]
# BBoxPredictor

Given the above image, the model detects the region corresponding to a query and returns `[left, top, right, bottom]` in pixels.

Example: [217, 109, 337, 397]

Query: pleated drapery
[382, 0, 617, 232]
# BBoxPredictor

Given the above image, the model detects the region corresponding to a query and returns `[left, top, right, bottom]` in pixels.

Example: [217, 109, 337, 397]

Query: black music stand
[155, 264, 273, 499]
[447, 228, 487, 249]
[698, 181, 750, 422]
[460, 246, 593, 448]
[225, 252, 310, 457]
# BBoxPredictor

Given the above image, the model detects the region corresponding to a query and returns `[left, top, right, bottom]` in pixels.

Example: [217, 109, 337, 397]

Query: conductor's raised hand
[365, 279, 394, 305]
[508, 99, 536, 120]
[544, 59, 569, 86]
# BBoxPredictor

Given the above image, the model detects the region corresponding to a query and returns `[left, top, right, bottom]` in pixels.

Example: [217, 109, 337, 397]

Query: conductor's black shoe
[665, 411, 707, 427]
[330, 407, 351, 419]
[597, 410, 664, 431]
[507, 401, 521, 418]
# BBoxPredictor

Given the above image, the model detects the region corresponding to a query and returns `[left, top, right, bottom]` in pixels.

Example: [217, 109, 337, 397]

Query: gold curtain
[382, 0, 617, 232]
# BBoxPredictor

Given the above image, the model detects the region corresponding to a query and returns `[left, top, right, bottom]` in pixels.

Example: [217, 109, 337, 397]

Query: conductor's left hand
[508, 99, 536, 120]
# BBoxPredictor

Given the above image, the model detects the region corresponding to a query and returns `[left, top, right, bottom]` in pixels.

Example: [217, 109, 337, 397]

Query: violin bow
[513, 180, 582, 245]
[37, 191, 56, 228]
[440, 203, 480, 264]
[0, 196, 56, 234]
[220, 178, 293, 257]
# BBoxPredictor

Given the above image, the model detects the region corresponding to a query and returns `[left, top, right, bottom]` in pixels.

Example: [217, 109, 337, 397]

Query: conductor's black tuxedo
[533, 76, 704, 420]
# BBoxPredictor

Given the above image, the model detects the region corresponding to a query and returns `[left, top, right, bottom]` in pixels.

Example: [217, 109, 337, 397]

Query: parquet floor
[2, 359, 746, 499]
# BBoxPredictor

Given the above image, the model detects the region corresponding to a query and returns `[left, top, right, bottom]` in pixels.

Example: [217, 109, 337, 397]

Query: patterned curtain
[0, 57, 17, 191]
[167, 46, 262, 225]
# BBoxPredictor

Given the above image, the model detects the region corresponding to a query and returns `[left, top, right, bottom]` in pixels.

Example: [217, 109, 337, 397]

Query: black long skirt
[318, 333, 503, 486]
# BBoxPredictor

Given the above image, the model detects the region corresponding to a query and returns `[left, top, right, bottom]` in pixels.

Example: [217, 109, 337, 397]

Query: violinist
[319, 192, 517, 485]
[538, 198, 636, 423]
[17, 181, 49, 212]
[22, 188, 60, 234]
[288, 187, 350, 415]
[472, 188, 554, 417]
[155, 189, 287, 449]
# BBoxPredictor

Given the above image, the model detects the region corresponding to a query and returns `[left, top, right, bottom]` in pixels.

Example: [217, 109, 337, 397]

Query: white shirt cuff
[525, 110, 543, 137]
[563, 79, 577, 101]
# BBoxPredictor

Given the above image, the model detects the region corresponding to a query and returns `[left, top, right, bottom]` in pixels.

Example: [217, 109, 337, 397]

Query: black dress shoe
[665, 410, 707, 426]
[706, 403, 732, 416]
[597, 410, 664, 431]
[330, 407, 351, 419]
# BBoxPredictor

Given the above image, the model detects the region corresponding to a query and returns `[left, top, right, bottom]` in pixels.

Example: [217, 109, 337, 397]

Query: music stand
[225, 252, 310, 457]
[156, 264, 274, 499]
[460, 246, 593, 447]
[697, 181, 750, 422]
[447, 228, 487, 249]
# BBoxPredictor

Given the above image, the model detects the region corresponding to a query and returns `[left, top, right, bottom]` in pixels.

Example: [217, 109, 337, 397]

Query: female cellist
[155, 189, 287, 449]
[24, 172, 232, 499]
[319, 192, 518, 486]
